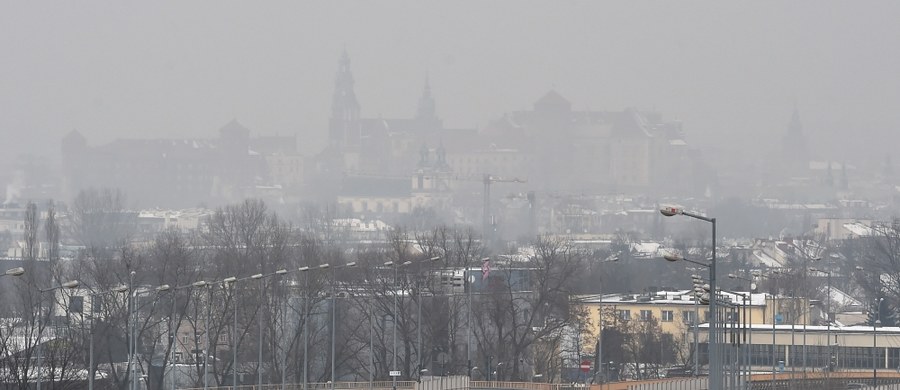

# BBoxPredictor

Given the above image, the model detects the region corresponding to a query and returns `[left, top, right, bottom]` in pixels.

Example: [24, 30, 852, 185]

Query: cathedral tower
[329, 50, 361, 147]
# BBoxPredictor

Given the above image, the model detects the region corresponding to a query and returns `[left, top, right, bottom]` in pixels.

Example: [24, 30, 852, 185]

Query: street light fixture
[809, 266, 834, 374]
[167, 280, 209, 390]
[413, 256, 441, 381]
[299, 264, 328, 390]
[330, 262, 357, 390]
[88, 284, 129, 390]
[595, 254, 618, 385]
[37, 279, 80, 390]
[660, 205, 719, 390]
[250, 269, 289, 388]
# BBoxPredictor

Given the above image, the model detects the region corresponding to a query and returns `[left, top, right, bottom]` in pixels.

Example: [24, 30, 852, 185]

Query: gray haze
[3, 1, 900, 171]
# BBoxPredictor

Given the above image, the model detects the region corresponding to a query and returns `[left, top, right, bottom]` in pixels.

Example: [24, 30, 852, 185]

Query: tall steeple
[329, 49, 361, 146]
[782, 105, 809, 170]
[416, 74, 437, 121]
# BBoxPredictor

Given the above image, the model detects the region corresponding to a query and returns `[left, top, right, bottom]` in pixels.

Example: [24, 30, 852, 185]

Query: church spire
[416, 73, 437, 122]
[329, 49, 361, 146]
[782, 104, 809, 170]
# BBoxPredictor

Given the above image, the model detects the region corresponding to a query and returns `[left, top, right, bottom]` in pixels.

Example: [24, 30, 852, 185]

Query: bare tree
[44, 200, 60, 263]
[24, 201, 38, 261]
[67, 188, 132, 250]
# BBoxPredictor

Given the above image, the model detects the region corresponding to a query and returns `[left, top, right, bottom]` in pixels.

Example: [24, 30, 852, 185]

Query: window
[617, 310, 631, 321]
[69, 296, 84, 313]
[640, 310, 653, 321]
[662, 310, 674, 322]
[683, 311, 696, 325]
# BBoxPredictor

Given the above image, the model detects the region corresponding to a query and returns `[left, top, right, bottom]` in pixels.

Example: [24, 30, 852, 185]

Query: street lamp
[728, 273, 755, 387]
[88, 284, 129, 390]
[168, 280, 208, 390]
[809, 267, 834, 374]
[663, 252, 709, 377]
[384, 260, 410, 390]
[36, 279, 80, 390]
[130, 282, 171, 390]
[595, 253, 618, 385]
[251, 269, 289, 388]
[660, 205, 719, 390]
[873, 297, 883, 387]
[299, 264, 330, 390]
[330, 262, 357, 390]
[412, 256, 441, 381]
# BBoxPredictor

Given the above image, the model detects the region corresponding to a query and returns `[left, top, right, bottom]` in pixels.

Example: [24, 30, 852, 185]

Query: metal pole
[331, 267, 337, 390]
[233, 283, 238, 390]
[874, 298, 882, 387]
[709, 218, 719, 390]
[258, 279, 264, 388]
[392, 263, 398, 390]
[171, 293, 177, 390]
[204, 285, 210, 390]
[131, 272, 138, 390]
[303, 271, 309, 390]
[694, 290, 699, 377]
[772, 278, 777, 383]
[827, 271, 832, 377]
[280, 284, 287, 390]
[790, 286, 796, 387]
[90, 305, 95, 390]
[598, 265, 604, 384]
[417, 273, 422, 382]
[37, 291, 44, 390]
[467, 268, 472, 378]
[370, 300, 374, 389]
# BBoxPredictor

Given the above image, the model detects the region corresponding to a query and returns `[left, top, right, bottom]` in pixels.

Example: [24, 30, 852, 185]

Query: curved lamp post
[809, 267, 833, 374]
[660, 205, 720, 390]
[252, 269, 289, 388]
[300, 264, 331, 390]
[88, 284, 129, 390]
[329, 262, 357, 390]
[37, 279, 80, 390]
[595, 254, 618, 385]
[665, 252, 708, 378]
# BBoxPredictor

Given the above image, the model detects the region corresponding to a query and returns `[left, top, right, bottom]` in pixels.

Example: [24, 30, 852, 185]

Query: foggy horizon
[4, 1, 900, 173]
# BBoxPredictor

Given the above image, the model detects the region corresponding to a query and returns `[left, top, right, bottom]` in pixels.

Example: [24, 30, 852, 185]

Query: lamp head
[156, 284, 171, 292]
[4, 267, 25, 277]
[319, 263, 330, 269]
[345, 262, 357, 267]
[660, 205, 682, 217]
[727, 273, 736, 279]
[251, 273, 264, 279]
[112, 285, 129, 293]
[62, 280, 80, 289]
[299, 266, 309, 272]
[193, 281, 208, 287]
[275, 269, 288, 275]
[663, 252, 682, 262]
[402, 261, 413, 266]
[384, 261, 394, 266]
[429, 256, 441, 261]
[223, 277, 237, 283]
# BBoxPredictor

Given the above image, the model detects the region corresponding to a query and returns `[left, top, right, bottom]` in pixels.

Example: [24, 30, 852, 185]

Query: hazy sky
[3, 1, 899, 171]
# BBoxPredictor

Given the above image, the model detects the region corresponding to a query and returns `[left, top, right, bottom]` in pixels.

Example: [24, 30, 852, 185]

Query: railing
[177, 372, 900, 390]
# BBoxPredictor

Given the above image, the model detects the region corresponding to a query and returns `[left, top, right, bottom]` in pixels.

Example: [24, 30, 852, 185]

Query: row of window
[616, 309, 700, 323]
